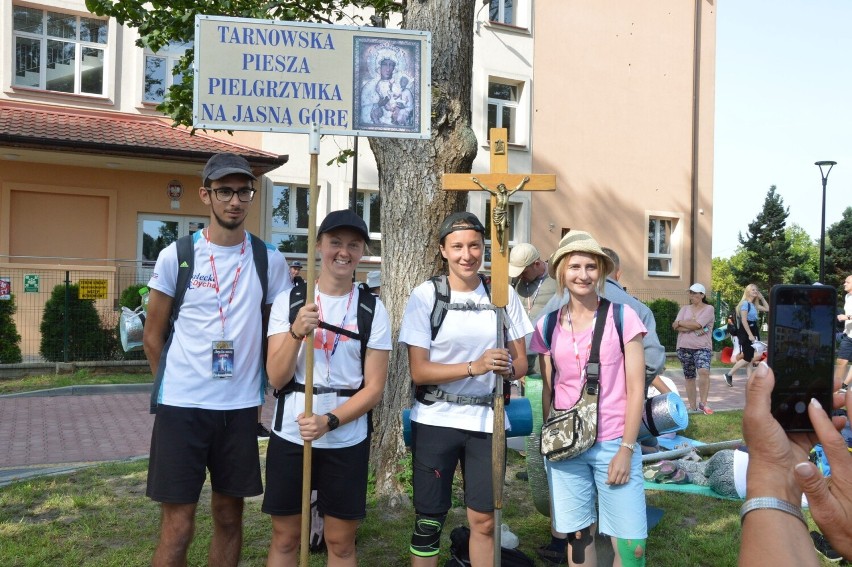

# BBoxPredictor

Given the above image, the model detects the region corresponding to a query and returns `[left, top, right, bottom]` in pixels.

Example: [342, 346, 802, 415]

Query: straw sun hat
[547, 230, 614, 280]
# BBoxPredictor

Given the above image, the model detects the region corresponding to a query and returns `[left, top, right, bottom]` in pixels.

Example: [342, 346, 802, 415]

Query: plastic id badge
[314, 385, 338, 415]
[212, 340, 234, 379]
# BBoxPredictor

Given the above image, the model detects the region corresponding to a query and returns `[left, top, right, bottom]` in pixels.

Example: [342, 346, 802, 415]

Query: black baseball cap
[318, 209, 370, 241]
[202, 153, 256, 186]
[438, 212, 486, 241]
[290, 261, 302, 269]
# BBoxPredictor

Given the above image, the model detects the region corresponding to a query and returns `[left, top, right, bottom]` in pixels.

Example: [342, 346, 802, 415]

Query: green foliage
[826, 206, 852, 288]
[733, 186, 803, 291]
[647, 298, 681, 351]
[784, 223, 819, 284]
[711, 255, 744, 315]
[39, 284, 118, 362]
[118, 284, 147, 310]
[84, 0, 401, 128]
[0, 294, 23, 364]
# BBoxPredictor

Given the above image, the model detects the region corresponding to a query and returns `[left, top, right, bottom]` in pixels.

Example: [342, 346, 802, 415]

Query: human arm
[755, 292, 769, 313]
[142, 288, 173, 377]
[608, 336, 645, 485]
[265, 302, 319, 390]
[407, 344, 514, 386]
[738, 362, 847, 566]
[649, 375, 672, 394]
[540, 354, 554, 422]
[297, 346, 389, 441]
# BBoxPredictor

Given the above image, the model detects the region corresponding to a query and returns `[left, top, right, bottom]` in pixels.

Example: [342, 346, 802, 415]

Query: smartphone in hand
[768, 284, 837, 431]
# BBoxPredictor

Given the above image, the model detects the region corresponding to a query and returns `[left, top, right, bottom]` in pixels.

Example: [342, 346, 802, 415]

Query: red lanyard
[564, 300, 599, 381]
[316, 284, 355, 374]
[204, 229, 247, 338]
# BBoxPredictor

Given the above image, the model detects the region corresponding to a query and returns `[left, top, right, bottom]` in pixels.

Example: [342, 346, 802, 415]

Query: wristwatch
[620, 441, 637, 453]
[325, 412, 340, 431]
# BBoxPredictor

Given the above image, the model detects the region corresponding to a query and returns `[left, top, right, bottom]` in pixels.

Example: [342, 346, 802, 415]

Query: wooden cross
[442, 128, 557, 308]
[441, 127, 556, 565]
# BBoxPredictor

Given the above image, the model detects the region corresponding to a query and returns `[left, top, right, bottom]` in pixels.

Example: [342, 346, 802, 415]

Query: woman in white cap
[529, 230, 648, 566]
[263, 209, 392, 565]
[399, 211, 532, 567]
[672, 283, 716, 414]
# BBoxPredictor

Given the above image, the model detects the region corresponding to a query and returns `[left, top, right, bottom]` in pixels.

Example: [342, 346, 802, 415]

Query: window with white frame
[489, 0, 515, 25]
[13, 5, 108, 95]
[271, 183, 310, 254]
[354, 190, 382, 257]
[647, 216, 676, 275]
[487, 79, 524, 145]
[143, 42, 191, 103]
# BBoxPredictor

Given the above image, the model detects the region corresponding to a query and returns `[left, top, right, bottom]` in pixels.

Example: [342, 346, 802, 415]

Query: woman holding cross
[399, 211, 532, 567]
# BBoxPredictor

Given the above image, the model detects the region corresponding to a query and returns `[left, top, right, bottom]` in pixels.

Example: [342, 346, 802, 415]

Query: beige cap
[509, 243, 540, 278]
[548, 230, 614, 280]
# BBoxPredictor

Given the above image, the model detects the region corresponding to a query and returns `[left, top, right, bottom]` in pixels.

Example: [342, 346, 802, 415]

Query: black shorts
[738, 322, 760, 362]
[411, 421, 505, 515]
[839, 334, 852, 362]
[146, 405, 262, 504]
[262, 433, 370, 520]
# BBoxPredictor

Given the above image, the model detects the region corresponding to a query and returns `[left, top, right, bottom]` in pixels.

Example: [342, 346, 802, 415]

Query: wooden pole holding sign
[442, 128, 556, 565]
[300, 123, 321, 567]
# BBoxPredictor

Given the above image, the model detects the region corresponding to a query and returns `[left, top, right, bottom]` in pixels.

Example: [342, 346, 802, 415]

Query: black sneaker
[839, 384, 849, 394]
[811, 531, 843, 562]
[257, 423, 271, 439]
[724, 373, 733, 387]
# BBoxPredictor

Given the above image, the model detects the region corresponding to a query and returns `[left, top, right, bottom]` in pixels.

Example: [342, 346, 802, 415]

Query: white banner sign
[194, 15, 431, 139]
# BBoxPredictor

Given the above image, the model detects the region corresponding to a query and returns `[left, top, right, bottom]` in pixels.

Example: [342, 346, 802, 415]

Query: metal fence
[0, 256, 153, 363]
[1, 258, 731, 364]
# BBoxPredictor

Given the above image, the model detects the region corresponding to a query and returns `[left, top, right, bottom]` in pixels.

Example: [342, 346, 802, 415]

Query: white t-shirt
[267, 284, 392, 448]
[398, 279, 533, 433]
[147, 231, 290, 410]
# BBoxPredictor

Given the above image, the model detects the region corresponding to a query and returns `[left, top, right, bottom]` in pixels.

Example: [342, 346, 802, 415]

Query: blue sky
[713, 0, 852, 258]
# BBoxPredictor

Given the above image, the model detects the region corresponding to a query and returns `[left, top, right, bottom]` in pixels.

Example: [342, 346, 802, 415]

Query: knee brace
[567, 526, 593, 564]
[409, 513, 447, 558]
[615, 538, 646, 567]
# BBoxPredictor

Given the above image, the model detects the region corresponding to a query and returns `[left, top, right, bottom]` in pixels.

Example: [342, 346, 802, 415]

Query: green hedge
[0, 294, 23, 363]
[39, 284, 119, 362]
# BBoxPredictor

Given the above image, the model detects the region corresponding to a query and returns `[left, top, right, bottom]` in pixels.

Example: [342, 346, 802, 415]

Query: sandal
[660, 469, 690, 484]
[643, 460, 677, 482]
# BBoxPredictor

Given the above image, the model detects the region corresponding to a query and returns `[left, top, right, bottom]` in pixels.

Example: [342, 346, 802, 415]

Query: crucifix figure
[471, 176, 530, 254]
[442, 128, 556, 564]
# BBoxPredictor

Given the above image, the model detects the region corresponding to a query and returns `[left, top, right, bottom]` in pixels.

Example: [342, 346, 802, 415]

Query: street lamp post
[815, 160, 837, 283]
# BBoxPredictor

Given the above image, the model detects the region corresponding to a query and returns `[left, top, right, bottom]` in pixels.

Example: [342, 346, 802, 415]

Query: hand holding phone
[768, 284, 837, 431]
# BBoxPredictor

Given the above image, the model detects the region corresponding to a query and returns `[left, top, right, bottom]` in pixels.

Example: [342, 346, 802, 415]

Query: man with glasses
[143, 153, 291, 566]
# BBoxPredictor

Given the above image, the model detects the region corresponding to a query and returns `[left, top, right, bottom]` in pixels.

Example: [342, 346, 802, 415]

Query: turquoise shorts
[545, 438, 647, 539]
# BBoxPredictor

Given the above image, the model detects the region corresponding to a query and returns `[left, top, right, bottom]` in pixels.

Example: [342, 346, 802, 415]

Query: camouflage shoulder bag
[540, 299, 610, 462]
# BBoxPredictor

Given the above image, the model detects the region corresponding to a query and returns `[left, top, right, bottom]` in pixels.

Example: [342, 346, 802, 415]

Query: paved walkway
[0, 369, 746, 485]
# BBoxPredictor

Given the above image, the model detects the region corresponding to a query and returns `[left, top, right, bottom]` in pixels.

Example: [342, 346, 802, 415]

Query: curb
[0, 383, 152, 399]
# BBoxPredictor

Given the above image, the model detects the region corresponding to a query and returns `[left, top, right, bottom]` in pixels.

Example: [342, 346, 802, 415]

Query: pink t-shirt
[530, 302, 646, 441]
[674, 304, 715, 350]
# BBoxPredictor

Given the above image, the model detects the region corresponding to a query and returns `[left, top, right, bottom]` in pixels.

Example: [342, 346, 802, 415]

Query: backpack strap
[548, 298, 611, 404]
[275, 281, 376, 432]
[150, 233, 196, 414]
[429, 273, 491, 340]
[249, 233, 268, 307]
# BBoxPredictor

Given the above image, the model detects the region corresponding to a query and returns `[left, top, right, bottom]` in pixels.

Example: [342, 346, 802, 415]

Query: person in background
[724, 284, 769, 386]
[836, 275, 852, 392]
[366, 270, 382, 297]
[739, 361, 852, 565]
[672, 283, 716, 414]
[400, 212, 531, 567]
[263, 210, 391, 566]
[531, 230, 648, 567]
[143, 152, 290, 566]
[509, 242, 558, 376]
[289, 261, 304, 286]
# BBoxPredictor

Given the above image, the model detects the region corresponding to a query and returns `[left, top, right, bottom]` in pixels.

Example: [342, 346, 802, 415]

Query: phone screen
[768, 285, 837, 431]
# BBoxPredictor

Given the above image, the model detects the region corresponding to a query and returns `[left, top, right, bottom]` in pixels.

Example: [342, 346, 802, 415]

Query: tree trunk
[369, 0, 478, 503]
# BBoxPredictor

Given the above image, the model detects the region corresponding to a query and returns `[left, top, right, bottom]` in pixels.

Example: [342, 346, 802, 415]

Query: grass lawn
[0, 370, 152, 395]
[0, 379, 837, 566]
